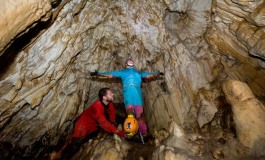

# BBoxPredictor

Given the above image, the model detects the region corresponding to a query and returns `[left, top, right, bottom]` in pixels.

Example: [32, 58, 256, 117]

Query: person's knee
[83, 130, 100, 142]
[134, 106, 144, 118]
[126, 106, 134, 115]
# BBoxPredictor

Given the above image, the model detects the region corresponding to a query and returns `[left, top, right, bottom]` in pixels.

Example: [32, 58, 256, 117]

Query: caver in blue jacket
[92, 59, 163, 135]
[98, 67, 159, 110]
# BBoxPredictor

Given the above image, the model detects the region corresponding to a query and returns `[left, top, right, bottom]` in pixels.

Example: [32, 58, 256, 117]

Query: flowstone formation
[222, 79, 265, 157]
[0, 0, 264, 159]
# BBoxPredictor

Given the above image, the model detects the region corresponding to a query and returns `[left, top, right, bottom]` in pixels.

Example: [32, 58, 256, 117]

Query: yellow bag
[123, 114, 139, 135]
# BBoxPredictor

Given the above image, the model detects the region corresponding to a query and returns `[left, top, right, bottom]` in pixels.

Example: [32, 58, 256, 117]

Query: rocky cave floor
[1, 105, 265, 160]
[1, 112, 265, 160]
[124, 132, 220, 160]
[125, 131, 265, 160]
[126, 137, 156, 160]
[126, 127, 265, 160]
[1, 128, 265, 160]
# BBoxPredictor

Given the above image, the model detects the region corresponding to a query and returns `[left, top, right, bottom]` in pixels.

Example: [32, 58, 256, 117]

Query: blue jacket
[98, 67, 159, 108]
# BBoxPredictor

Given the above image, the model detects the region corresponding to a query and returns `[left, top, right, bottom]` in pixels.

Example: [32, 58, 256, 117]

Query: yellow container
[123, 114, 139, 135]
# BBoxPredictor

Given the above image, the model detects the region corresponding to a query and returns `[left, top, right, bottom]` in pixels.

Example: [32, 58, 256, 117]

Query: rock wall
[222, 79, 265, 156]
[0, 0, 52, 54]
[207, 0, 265, 97]
[0, 0, 264, 158]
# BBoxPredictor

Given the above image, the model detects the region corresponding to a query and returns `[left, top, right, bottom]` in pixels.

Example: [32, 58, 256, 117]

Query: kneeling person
[53, 88, 128, 160]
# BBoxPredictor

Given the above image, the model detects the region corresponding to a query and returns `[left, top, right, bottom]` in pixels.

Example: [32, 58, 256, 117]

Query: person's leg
[52, 135, 80, 160]
[59, 137, 83, 160]
[54, 118, 97, 160]
[125, 105, 134, 115]
[135, 106, 148, 135]
[51, 136, 73, 160]
[83, 129, 100, 143]
[58, 130, 99, 160]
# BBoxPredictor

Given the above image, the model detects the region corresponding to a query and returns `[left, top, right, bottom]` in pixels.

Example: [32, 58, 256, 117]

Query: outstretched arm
[90, 71, 110, 77]
[141, 71, 164, 79]
[90, 70, 123, 78]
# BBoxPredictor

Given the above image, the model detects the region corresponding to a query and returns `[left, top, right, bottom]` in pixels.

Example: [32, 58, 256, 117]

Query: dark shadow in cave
[0, 20, 52, 80]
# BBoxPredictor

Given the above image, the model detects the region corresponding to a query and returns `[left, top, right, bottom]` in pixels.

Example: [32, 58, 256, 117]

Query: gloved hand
[90, 71, 98, 76]
[117, 130, 128, 139]
[159, 72, 164, 76]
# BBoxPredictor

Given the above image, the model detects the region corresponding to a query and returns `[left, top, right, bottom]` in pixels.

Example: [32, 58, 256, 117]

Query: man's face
[104, 90, 114, 102]
[127, 60, 134, 66]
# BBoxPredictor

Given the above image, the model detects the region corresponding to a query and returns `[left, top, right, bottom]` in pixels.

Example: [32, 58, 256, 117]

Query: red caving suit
[71, 100, 117, 139]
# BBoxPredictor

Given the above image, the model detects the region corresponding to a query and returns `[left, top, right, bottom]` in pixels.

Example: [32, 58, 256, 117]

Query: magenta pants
[126, 105, 147, 135]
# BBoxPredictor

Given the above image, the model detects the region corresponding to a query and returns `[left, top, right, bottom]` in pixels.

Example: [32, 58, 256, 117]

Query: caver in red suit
[53, 100, 127, 160]
[72, 100, 118, 138]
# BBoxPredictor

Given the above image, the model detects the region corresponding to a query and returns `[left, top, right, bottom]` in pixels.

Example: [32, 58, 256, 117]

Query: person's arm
[90, 70, 123, 78]
[93, 106, 128, 139]
[141, 71, 164, 78]
[93, 105, 117, 133]
[98, 70, 124, 78]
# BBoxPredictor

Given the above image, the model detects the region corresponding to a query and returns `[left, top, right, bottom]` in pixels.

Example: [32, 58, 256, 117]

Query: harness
[123, 83, 140, 87]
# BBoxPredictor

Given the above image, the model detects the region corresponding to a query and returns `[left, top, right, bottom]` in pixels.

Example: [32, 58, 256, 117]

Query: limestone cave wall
[0, 0, 264, 159]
